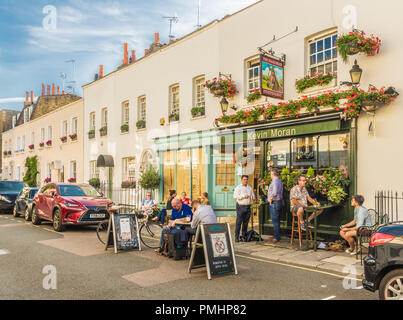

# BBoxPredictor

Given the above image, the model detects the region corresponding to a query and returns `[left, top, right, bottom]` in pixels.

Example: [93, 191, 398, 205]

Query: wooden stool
[290, 212, 312, 248]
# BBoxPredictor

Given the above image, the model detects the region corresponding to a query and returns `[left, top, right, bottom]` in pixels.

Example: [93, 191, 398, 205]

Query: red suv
[31, 183, 113, 232]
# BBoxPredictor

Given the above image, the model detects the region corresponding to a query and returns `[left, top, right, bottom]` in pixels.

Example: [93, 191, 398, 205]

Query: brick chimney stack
[122, 43, 128, 64]
[131, 50, 136, 63]
[42, 83, 45, 96]
[47, 85, 50, 96]
[99, 65, 104, 78]
[144, 49, 148, 56]
[154, 32, 160, 43]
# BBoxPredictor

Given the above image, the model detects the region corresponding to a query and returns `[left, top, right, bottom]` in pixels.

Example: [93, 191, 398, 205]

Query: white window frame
[70, 160, 77, 179]
[101, 108, 108, 128]
[47, 126, 52, 140]
[71, 117, 78, 135]
[22, 135, 25, 152]
[61, 120, 68, 137]
[89, 112, 96, 131]
[245, 56, 260, 95]
[169, 84, 180, 115]
[193, 75, 205, 109]
[40, 128, 45, 143]
[122, 157, 136, 181]
[89, 160, 99, 179]
[138, 96, 146, 122]
[121, 101, 129, 125]
[30, 132, 34, 145]
[307, 29, 338, 76]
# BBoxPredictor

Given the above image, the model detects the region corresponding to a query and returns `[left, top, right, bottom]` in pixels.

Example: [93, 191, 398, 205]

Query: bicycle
[96, 204, 164, 249]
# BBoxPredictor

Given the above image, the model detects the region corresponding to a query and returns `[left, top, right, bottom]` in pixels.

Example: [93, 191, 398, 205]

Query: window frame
[169, 84, 180, 117]
[193, 75, 206, 109]
[245, 56, 261, 96]
[121, 101, 130, 126]
[307, 29, 338, 77]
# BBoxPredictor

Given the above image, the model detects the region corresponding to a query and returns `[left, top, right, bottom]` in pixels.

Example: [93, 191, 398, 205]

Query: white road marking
[321, 285, 327, 288]
[322, 296, 336, 300]
[0, 249, 10, 255]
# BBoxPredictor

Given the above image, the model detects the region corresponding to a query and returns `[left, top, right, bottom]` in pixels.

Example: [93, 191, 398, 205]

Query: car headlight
[64, 201, 80, 207]
[0, 195, 11, 203]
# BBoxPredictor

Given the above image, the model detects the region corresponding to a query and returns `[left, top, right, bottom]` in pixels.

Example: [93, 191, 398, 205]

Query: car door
[19, 189, 29, 213]
[15, 189, 24, 212]
[44, 184, 57, 220]
[37, 185, 50, 218]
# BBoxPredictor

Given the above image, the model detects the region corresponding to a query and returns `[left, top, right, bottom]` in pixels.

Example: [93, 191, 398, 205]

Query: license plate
[90, 213, 106, 218]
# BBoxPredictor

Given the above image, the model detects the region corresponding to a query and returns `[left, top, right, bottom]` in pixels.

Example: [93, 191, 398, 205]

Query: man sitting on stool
[185, 200, 218, 236]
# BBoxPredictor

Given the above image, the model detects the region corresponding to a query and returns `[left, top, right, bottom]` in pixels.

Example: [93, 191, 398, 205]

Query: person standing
[233, 175, 255, 242]
[267, 168, 283, 243]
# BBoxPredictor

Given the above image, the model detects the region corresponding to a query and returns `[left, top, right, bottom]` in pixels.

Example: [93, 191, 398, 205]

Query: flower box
[88, 130, 95, 139]
[28, 144, 34, 150]
[68, 178, 76, 183]
[296, 74, 337, 94]
[136, 120, 146, 129]
[169, 113, 179, 122]
[44, 178, 51, 183]
[120, 124, 129, 133]
[191, 107, 205, 118]
[7, 151, 11, 155]
[121, 180, 136, 188]
[69, 133, 77, 141]
[39, 142, 45, 148]
[3, 151, 7, 156]
[60, 136, 67, 143]
[46, 140, 52, 146]
[247, 90, 262, 103]
[99, 126, 108, 136]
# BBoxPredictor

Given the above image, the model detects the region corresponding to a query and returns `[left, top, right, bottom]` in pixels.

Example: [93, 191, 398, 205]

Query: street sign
[104, 213, 141, 253]
[188, 223, 238, 280]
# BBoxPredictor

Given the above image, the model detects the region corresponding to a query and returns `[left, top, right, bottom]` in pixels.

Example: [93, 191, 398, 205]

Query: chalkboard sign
[104, 213, 141, 253]
[188, 223, 237, 280]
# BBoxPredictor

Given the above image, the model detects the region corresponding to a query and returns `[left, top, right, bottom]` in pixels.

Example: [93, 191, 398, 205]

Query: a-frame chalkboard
[104, 213, 141, 253]
[188, 223, 238, 280]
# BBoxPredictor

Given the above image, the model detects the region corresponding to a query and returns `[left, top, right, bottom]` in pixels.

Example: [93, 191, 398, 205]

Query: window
[308, 31, 338, 76]
[16, 167, 21, 181]
[169, 84, 180, 118]
[89, 112, 95, 131]
[193, 76, 205, 108]
[71, 117, 78, 135]
[22, 135, 25, 151]
[47, 126, 52, 140]
[46, 163, 52, 180]
[62, 120, 68, 137]
[101, 108, 108, 128]
[70, 161, 77, 179]
[138, 96, 146, 121]
[122, 157, 136, 181]
[246, 57, 260, 94]
[121, 102, 129, 125]
[30, 132, 34, 145]
[24, 108, 30, 123]
[89, 160, 99, 179]
[40, 128, 45, 143]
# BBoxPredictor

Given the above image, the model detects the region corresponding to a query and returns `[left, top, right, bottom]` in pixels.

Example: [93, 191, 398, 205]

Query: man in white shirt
[233, 175, 255, 242]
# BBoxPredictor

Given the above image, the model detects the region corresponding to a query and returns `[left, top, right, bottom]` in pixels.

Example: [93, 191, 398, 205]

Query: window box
[99, 126, 108, 136]
[136, 120, 146, 130]
[247, 90, 262, 103]
[297, 75, 337, 94]
[89, 178, 100, 188]
[69, 133, 77, 141]
[39, 142, 45, 148]
[46, 140, 52, 146]
[88, 130, 95, 139]
[121, 180, 136, 188]
[169, 113, 179, 122]
[44, 178, 51, 183]
[28, 144, 34, 150]
[60, 136, 67, 143]
[120, 124, 129, 133]
[3, 151, 7, 156]
[191, 107, 205, 118]
[7, 151, 11, 156]
[68, 178, 76, 183]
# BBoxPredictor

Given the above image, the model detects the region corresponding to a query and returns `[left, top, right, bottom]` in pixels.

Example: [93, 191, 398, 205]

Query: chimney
[144, 49, 148, 56]
[31, 91, 34, 103]
[154, 32, 160, 43]
[57, 86, 60, 95]
[47, 85, 50, 95]
[62, 90, 65, 95]
[169, 39, 174, 44]
[131, 50, 136, 63]
[42, 83, 45, 96]
[99, 65, 104, 78]
[52, 83, 55, 95]
[122, 43, 128, 64]
[25, 92, 29, 102]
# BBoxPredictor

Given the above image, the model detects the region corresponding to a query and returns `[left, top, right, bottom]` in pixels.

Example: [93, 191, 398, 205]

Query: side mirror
[51, 191, 57, 198]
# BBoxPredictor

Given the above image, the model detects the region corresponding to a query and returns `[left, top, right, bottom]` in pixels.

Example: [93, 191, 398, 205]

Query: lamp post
[220, 96, 229, 114]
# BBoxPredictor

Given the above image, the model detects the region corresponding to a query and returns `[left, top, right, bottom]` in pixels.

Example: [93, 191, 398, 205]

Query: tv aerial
[60, 72, 66, 91]
[65, 59, 76, 94]
[163, 13, 179, 41]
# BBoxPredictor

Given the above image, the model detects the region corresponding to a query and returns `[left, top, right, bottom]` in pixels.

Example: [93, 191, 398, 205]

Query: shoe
[308, 222, 315, 229]
[345, 248, 353, 254]
[271, 239, 279, 244]
[300, 222, 307, 231]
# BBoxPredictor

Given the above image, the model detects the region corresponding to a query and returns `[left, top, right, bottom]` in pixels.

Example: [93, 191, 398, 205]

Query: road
[0, 213, 377, 300]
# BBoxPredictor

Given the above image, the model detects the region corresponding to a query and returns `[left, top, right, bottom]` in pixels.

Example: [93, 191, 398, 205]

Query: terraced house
[83, 0, 402, 235]
[2, 87, 83, 186]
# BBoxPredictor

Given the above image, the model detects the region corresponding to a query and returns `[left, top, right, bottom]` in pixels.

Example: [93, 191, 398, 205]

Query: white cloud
[0, 97, 25, 104]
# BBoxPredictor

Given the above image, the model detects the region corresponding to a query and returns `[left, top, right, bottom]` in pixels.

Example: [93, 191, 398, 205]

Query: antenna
[196, 0, 201, 29]
[60, 72, 66, 91]
[65, 59, 76, 94]
[163, 13, 179, 41]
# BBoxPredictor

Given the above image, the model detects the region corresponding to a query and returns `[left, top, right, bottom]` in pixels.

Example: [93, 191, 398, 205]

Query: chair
[356, 209, 380, 264]
[290, 211, 312, 248]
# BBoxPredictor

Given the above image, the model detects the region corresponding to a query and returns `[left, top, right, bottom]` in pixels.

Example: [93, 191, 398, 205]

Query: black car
[0, 181, 25, 213]
[13, 187, 39, 221]
[363, 222, 403, 300]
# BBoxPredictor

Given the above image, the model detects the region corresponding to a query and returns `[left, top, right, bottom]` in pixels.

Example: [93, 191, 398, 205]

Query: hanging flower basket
[233, 147, 253, 168]
[361, 101, 385, 113]
[204, 77, 238, 98]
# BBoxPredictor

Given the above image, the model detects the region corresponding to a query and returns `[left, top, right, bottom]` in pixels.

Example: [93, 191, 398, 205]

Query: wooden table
[303, 204, 338, 251]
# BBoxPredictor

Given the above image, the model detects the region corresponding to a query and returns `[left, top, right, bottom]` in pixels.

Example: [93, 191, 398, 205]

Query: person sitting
[340, 194, 373, 254]
[200, 192, 211, 206]
[185, 200, 217, 236]
[141, 192, 157, 210]
[152, 189, 176, 224]
[180, 192, 191, 205]
[156, 198, 193, 252]
[290, 174, 323, 231]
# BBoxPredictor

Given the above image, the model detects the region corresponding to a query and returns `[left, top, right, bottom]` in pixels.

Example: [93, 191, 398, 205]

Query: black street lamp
[220, 96, 229, 114]
[340, 59, 363, 87]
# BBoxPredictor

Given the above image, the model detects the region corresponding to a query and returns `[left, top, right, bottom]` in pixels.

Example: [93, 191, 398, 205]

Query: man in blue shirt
[156, 198, 193, 251]
[267, 168, 283, 243]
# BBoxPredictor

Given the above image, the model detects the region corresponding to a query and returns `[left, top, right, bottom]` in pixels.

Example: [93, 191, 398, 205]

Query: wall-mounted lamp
[220, 97, 229, 114]
[340, 59, 363, 87]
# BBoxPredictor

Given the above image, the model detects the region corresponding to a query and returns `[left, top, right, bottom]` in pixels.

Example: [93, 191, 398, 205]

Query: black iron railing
[375, 190, 403, 223]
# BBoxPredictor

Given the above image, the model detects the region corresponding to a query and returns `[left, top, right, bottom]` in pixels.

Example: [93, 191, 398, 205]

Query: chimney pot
[52, 83, 55, 95]
[131, 50, 136, 63]
[99, 65, 104, 78]
[42, 83, 45, 96]
[57, 86, 60, 95]
[31, 91, 34, 103]
[144, 49, 148, 55]
[154, 32, 160, 43]
[62, 90, 65, 95]
[122, 43, 128, 64]
[25, 92, 29, 102]
[47, 85, 50, 95]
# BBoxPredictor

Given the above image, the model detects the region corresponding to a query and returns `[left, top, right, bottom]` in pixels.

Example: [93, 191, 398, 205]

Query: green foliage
[120, 124, 129, 132]
[89, 178, 100, 188]
[336, 30, 381, 63]
[191, 107, 205, 117]
[327, 186, 347, 204]
[258, 171, 272, 195]
[280, 168, 302, 191]
[323, 167, 350, 187]
[247, 90, 261, 103]
[139, 165, 161, 190]
[136, 120, 146, 129]
[295, 72, 336, 93]
[23, 156, 39, 187]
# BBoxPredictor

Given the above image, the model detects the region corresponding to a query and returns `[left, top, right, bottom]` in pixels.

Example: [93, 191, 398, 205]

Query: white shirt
[191, 205, 218, 229]
[233, 184, 255, 206]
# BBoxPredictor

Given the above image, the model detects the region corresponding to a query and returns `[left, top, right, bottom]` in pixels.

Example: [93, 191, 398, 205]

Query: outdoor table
[303, 204, 338, 251]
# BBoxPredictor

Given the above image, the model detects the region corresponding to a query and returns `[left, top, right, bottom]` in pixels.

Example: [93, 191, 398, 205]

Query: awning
[96, 154, 114, 167]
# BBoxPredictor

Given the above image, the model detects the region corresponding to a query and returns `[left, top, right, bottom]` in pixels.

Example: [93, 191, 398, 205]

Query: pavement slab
[251, 247, 298, 261]
[322, 255, 360, 266]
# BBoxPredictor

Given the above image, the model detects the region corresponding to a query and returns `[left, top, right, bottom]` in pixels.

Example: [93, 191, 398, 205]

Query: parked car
[13, 187, 39, 220]
[0, 181, 26, 213]
[31, 183, 113, 231]
[363, 222, 403, 300]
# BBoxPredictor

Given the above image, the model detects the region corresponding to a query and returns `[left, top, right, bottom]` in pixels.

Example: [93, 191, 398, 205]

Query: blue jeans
[269, 201, 283, 241]
[159, 225, 180, 248]
[157, 209, 167, 223]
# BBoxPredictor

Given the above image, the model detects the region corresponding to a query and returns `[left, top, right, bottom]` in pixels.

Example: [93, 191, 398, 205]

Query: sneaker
[345, 248, 353, 254]
[300, 222, 307, 231]
[308, 222, 315, 229]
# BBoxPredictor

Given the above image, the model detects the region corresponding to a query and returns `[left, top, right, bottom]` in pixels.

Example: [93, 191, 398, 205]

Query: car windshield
[0, 181, 24, 192]
[29, 189, 39, 199]
[58, 185, 101, 197]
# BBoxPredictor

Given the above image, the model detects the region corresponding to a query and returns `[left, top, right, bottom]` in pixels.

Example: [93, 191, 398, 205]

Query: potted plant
[247, 89, 262, 103]
[28, 144, 34, 150]
[3, 151, 7, 156]
[89, 178, 100, 188]
[69, 133, 77, 141]
[60, 136, 67, 143]
[191, 106, 205, 118]
[44, 177, 51, 183]
[39, 142, 45, 148]
[138, 165, 161, 191]
[121, 180, 136, 188]
[99, 126, 107, 136]
[88, 129, 95, 139]
[46, 140, 52, 146]
[169, 111, 179, 122]
[120, 124, 129, 133]
[295, 72, 336, 93]
[136, 120, 146, 129]
[336, 29, 381, 63]
[68, 177, 76, 183]
[7, 150, 11, 155]
[327, 186, 347, 205]
[204, 76, 238, 98]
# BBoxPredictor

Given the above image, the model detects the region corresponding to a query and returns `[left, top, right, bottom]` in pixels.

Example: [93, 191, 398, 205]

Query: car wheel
[379, 268, 403, 300]
[52, 209, 65, 232]
[24, 206, 31, 221]
[31, 206, 41, 225]
[12, 205, 19, 217]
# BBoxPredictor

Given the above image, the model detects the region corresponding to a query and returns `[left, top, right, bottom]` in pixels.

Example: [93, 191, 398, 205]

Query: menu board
[106, 213, 141, 253]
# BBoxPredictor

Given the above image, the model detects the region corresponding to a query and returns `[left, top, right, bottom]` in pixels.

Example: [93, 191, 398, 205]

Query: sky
[0, 0, 258, 111]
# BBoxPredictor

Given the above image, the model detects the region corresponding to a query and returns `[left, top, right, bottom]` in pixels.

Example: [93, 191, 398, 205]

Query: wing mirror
[51, 191, 57, 198]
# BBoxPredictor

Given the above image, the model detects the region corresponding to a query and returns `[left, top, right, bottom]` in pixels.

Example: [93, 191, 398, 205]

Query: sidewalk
[233, 234, 365, 278]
